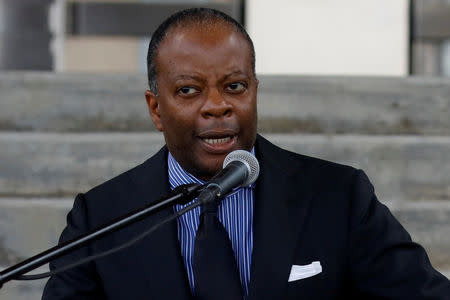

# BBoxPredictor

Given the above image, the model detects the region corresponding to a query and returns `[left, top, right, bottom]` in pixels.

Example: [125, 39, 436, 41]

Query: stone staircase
[0, 72, 449, 299]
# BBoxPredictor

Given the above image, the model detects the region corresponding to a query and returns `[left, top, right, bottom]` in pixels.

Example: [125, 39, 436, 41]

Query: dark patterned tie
[193, 200, 244, 300]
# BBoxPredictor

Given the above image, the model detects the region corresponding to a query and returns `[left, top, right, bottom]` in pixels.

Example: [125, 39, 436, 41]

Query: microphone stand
[0, 183, 203, 288]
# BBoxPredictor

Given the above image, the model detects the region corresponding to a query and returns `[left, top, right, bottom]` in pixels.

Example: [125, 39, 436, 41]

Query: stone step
[0, 198, 448, 300]
[0, 266, 48, 300]
[0, 133, 449, 202]
[385, 201, 450, 272]
[0, 199, 71, 268]
[0, 198, 69, 300]
[1, 72, 449, 134]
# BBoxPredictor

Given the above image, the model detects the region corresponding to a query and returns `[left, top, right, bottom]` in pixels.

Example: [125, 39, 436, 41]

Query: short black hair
[146, 7, 256, 95]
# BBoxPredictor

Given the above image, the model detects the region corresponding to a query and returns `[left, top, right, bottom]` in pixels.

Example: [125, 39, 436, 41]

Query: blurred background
[0, 0, 449, 298]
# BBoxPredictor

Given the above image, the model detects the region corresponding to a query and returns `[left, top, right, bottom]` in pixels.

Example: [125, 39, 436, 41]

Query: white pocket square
[288, 261, 322, 282]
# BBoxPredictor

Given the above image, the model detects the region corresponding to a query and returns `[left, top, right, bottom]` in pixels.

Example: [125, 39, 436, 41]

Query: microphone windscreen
[223, 150, 260, 187]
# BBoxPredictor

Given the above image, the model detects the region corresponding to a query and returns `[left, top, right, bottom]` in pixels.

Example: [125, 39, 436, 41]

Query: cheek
[240, 98, 258, 125]
[160, 106, 196, 138]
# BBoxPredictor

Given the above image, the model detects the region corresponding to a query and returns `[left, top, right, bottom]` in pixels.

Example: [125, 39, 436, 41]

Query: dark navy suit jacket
[42, 135, 450, 299]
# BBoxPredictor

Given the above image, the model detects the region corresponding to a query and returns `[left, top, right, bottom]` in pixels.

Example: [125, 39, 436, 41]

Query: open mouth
[198, 131, 237, 153]
[202, 136, 232, 145]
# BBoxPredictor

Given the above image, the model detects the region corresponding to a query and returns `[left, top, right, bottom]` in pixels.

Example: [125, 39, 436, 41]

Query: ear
[145, 90, 164, 131]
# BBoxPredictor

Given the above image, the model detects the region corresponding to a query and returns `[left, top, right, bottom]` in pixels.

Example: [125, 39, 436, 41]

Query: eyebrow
[223, 70, 248, 81]
[173, 74, 205, 82]
[173, 70, 248, 82]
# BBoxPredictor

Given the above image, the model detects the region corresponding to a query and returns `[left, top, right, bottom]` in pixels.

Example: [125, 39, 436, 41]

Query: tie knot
[201, 200, 218, 215]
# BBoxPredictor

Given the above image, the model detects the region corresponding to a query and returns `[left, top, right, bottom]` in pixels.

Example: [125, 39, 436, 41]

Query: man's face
[145, 24, 258, 180]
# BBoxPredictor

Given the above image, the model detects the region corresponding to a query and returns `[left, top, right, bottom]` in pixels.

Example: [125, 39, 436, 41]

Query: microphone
[197, 150, 260, 205]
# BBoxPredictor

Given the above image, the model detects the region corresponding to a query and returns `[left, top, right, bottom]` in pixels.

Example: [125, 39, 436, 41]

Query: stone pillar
[0, 0, 53, 70]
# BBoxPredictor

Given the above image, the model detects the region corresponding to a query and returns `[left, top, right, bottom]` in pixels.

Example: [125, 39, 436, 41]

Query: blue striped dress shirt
[168, 151, 255, 298]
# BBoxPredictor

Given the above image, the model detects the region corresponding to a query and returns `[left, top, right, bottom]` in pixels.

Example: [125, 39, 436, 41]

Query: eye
[226, 82, 247, 93]
[177, 86, 199, 96]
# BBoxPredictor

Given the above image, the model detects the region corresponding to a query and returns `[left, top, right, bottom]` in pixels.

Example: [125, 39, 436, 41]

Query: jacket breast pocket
[286, 261, 326, 298]
[288, 261, 322, 282]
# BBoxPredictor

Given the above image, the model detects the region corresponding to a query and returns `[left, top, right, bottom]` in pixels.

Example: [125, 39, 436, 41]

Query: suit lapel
[248, 136, 313, 300]
[126, 147, 193, 300]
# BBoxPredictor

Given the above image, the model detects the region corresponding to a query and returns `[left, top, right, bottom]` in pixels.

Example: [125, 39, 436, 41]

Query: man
[42, 8, 450, 299]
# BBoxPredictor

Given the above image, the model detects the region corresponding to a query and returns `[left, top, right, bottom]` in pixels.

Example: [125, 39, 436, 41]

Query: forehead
[155, 23, 253, 76]
[163, 20, 248, 48]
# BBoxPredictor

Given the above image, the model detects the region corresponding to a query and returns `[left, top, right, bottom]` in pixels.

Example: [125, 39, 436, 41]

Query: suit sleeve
[41, 193, 106, 300]
[348, 170, 450, 299]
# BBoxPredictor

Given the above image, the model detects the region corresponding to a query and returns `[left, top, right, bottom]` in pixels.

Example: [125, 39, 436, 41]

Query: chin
[195, 159, 223, 181]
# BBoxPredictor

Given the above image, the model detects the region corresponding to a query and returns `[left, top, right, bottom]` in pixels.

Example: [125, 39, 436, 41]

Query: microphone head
[223, 150, 260, 187]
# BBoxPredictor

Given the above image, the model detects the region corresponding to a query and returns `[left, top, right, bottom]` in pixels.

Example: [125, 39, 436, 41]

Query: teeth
[203, 137, 231, 144]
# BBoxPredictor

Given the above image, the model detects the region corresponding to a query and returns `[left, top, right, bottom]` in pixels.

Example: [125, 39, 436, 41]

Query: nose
[200, 88, 232, 118]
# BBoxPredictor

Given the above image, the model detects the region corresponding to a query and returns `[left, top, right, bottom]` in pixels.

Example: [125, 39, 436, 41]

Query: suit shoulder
[84, 147, 167, 202]
[257, 134, 357, 178]
[76, 147, 168, 225]
[285, 144, 354, 170]
[86, 158, 148, 196]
